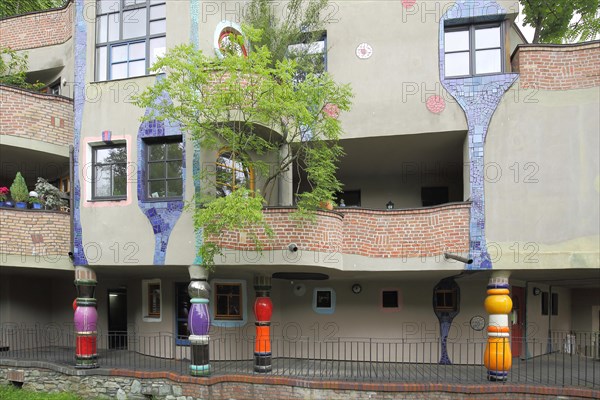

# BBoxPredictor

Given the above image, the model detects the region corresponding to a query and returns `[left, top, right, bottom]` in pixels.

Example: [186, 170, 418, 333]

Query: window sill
[142, 316, 162, 323]
[140, 197, 183, 203]
[91, 72, 163, 85]
[90, 197, 127, 202]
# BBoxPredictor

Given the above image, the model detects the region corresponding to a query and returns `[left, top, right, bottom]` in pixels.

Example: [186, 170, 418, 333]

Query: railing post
[74, 266, 98, 369]
[188, 265, 211, 376]
[484, 272, 512, 381]
[253, 275, 273, 373]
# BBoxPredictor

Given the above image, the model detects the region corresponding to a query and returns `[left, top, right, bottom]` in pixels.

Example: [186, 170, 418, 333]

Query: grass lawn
[0, 385, 85, 400]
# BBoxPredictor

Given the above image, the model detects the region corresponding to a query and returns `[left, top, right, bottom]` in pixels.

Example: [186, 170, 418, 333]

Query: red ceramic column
[253, 275, 272, 373]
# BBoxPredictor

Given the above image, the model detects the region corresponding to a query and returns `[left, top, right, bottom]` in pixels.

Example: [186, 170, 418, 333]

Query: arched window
[218, 28, 247, 57]
[215, 149, 254, 197]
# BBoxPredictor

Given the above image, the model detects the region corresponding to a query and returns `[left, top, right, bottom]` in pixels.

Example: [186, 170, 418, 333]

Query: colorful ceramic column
[188, 265, 211, 376]
[74, 267, 98, 369]
[253, 275, 273, 373]
[484, 272, 513, 381]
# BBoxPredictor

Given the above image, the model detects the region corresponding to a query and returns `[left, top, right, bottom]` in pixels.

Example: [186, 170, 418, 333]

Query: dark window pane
[216, 295, 229, 315]
[436, 293, 445, 308]
[228, 297, 240, 315]
[113, 165, 127, 196]
[167, 179, 182, 197]
[551, 293, 558, 316]
[167, 142, 183, 159]
[541, 292, 549, 315]
[149, 162, 165, 179]
[149, 180, 165, 198]
[176, 320, 188, 338]
[148, 144, 165, 161]
[166, 161, 181, 178]
[382, 291, 399, 308]
[316, 291, 331, 308]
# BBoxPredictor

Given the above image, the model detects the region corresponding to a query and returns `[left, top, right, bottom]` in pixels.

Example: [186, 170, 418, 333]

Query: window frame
[144, 136, 183, 201]
[444, 22, 504, 78]
[214, 283, 243, 321]
[312, 287, 336, 315]
[287, 31, 328, 77]
[142, 279, 162, 322]
[91, 143, 128, 201]
[95, 0, 166, 81]
[215, 148, 255, 197]
[434, 288, 458, 312]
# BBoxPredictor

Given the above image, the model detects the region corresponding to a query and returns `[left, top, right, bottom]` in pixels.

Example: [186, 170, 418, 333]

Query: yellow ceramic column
[484, 272, 512, 381]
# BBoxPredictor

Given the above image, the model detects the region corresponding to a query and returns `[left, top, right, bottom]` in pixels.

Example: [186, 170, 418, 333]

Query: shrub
[9, 172, 29, 202]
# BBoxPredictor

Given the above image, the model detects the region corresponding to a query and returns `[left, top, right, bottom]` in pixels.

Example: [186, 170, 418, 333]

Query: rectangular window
[382, 290, 399, 308]
[95, 0, 166, 81]
[175, 282, 190, 344]
[444, 23, 503, 78]
[214, 283, 242, 320]
[434, 289, 457, 312]
[542, 291, 549, 315]
[92, 144, 127, 200]
[145, 137, 183, 200]
[147, 282, 161, 318]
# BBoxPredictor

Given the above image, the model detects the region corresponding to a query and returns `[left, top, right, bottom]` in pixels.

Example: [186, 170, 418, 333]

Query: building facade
[1, 0, 599, 378]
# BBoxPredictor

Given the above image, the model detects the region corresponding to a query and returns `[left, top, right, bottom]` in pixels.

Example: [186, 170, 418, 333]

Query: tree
[520, 0, 600, 43]
[0, 0, 64, 18]
[135, 37, 352, 269]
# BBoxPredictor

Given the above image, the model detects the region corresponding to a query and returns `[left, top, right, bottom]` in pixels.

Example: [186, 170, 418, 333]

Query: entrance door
[511, 286, 525, 358]
[108, 289, 127, 349]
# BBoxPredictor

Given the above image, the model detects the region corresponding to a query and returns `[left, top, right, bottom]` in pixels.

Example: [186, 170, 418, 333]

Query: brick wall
[0, 85, 74, 147]
[0, 209, 70, 256]
[512, 41, 600, 90]
[0, 1, 73, 51]
[213, 203, 470, 259]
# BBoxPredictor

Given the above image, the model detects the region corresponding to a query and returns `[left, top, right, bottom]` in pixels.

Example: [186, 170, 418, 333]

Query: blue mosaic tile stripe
[137, 79, 185, 265]
[72, 0, 89, 266]
[439, 0, 518, 270]
[191, 0, 203, 266]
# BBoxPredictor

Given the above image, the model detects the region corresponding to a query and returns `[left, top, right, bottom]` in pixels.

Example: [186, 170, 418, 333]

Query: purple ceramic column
[74, 267, 98, 368]
[188, 266, 210, 376]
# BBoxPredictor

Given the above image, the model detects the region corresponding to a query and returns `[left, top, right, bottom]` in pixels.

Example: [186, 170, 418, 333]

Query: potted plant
[29, 196, 42, 210]
[0, 186, 8, 207]
[9, 172, 29, 209]
[35, 178, 66, 210]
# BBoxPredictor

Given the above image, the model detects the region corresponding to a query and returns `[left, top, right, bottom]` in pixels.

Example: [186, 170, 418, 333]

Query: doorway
[108, 289, 127, 349]
[511, 286, 525, 358]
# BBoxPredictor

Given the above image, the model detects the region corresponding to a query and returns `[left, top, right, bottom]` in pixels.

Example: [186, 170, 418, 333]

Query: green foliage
[9, 172, 29, 202]
[244, 0, 333, 71]
[136, 40, 352, 269]
[520, 0, 600, 43]
[0, 0, 65, 18]
[0, 385, 86, 400]
[0, 47, 44, 90]
[35, 178, 67, 209]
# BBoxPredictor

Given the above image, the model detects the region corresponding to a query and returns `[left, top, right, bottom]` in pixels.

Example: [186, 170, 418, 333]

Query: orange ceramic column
[253, 275, 272, 373]
[484, 273, 512, 380]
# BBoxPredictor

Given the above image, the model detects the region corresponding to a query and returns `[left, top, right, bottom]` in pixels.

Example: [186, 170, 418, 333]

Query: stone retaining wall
[0, 365, 597, 400]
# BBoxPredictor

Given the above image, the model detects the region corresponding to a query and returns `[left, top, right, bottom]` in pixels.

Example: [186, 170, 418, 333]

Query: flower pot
[4, 201, 14, 208]
[0, 201, 5, 207]
[32, 203, 42, 210]
[15, 202, 27, 209]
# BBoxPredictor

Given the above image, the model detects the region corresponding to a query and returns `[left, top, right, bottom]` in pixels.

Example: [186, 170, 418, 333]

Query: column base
[190, 364, 211, 376]
[75, 356, 98, 369]
[487, 370, 509, 381]
[254, 353, 272, 373]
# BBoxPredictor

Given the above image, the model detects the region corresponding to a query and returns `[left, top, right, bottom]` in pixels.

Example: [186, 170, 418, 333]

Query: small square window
[312, 288, 336, 314]
[434, 289, 457, 312]
[214, 283, 243, 320]
[382, 290, 399, 308]
[92, 144, 127, 200]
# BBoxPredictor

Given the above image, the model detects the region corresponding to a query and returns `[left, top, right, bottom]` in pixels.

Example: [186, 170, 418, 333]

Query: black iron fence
[0, 327, 598, 388]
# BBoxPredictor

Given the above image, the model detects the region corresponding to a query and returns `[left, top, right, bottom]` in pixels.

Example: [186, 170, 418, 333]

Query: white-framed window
[444, 23, 503, 78]
[142, 279, 162, 322]
[91, 143, 127, 200]
[287, 31, 327, 79]
[95, 0, 166, 81]
[312, 287, 336, 315]
[210, 279, 247, 327]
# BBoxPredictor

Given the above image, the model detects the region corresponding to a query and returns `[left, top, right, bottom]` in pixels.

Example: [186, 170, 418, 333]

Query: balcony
[0, 1, 73, 51]
[0, 208, 71, 270]
[214, 202, 471, 269]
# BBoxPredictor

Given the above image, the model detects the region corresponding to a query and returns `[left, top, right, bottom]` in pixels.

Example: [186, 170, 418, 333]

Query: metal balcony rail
[0, 328, 598, 388]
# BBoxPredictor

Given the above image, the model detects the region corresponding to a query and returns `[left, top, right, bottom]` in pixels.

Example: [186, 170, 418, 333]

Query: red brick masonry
[215, 203, 470, 259]
[512, 41, 600, 90]
[0, 85, 74, 148]
[0, 209, 70, 256]
[0, 1, 73, 51]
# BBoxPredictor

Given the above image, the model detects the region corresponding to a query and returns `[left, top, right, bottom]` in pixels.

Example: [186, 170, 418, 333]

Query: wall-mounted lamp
[444, 253, 473, 264]
[533, 287, 541, 296]
[386, 201, 394, 210]
[288, 243, 298, 252]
